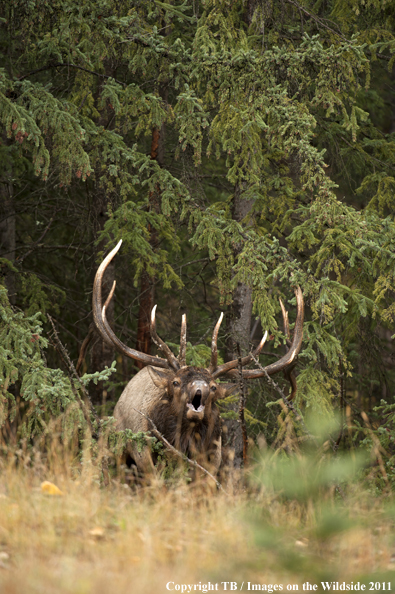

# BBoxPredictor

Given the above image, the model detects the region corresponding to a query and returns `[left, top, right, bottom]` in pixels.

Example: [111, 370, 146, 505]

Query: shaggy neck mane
[150, 398, 221, 456]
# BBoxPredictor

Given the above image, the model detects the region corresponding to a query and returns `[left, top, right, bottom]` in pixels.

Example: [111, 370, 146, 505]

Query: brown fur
[114, 365, 235, 473]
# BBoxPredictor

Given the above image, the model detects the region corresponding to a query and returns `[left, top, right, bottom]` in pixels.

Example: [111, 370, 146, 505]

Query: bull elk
[93, 240, 304, 473]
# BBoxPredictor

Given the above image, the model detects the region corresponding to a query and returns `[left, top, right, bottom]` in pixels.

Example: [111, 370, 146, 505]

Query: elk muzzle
[186, 380, 209, 420]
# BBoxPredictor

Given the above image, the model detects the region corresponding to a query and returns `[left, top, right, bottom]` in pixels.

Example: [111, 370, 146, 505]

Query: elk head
[152, 366, 225, 421]
[92, 240, 304, 410]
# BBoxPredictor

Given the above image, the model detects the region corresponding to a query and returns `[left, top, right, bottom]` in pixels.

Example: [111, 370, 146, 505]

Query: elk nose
[190, 380, 209, 400]
[191, 380, 208, 395]
[188, 381, 209, 413]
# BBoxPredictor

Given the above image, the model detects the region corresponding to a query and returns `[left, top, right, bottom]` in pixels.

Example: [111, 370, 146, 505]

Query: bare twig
[192, 325, 211, 347]
[17, 215, 55, 263]
[284, 0, 349, 43]
[47, 315, 99, 422]
[18, 63, 127, 87]
[250, 353, 314, 440]
[285, 0, 391, 62]
[50, 316, 80, 345]
[334, 357, 345, 451]
[179, 257, 209, 272]
[76, 323, 96, 375]
[131, 406, 228, 494]
[46, 315, 110, 486]
[11, 244, 89, 253]
[361, 411, 388, 483]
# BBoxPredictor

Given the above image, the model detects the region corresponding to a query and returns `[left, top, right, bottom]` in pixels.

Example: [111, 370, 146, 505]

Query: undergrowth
[0, 416, 395, 594]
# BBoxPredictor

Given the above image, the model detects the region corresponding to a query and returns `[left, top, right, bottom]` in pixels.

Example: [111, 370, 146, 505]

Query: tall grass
[1, 422, 395, 594]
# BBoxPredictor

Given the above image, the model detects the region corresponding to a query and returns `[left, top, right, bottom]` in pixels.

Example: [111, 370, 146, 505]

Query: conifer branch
[46, 314, 99, 425]
[250, 354, 313, 439]
[47, 315, 110, 485]
[284, 0, 349, 43]
[18, 63, 127, 87]
[285, 0, 392, 62]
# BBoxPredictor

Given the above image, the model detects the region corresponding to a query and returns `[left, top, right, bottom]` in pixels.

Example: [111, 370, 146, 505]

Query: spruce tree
[1, 0, 395, 468]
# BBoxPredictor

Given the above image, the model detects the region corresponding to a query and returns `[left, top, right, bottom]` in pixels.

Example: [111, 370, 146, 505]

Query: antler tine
[93, 239, 170, 370]
[104, 280, 116, 310]
[178, 313, 187, 367]
[100, 302, 163, 369]
[223, 286, 304, 380]
[92, 240, 123, 348]
[208, 312, 224, 373]
[280, 297, 298, 399]
[150, 305, 180, 371]
[212, 330, 268, 379]
[279, 298, 291, 347]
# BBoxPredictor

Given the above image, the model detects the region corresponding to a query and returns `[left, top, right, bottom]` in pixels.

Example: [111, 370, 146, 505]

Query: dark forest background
[2, 0, 395, 476]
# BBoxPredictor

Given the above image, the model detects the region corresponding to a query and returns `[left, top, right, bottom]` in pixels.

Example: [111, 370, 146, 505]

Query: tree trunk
[225, 185, 254, 469]
[0, 155, 15, 304]
[223, 1, 258, 470]
[135, 117, 166, 368]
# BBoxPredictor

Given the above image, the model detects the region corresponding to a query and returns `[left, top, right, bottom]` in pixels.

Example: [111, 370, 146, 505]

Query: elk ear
[215, 383, 239, 399]
[147, 366, 173, 389]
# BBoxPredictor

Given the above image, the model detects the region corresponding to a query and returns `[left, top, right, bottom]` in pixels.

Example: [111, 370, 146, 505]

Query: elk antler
[279, 298, 290, 346]
[93, 240, 171, 370]
[208, 311, 269, 376]
[280, 297, 297, 400]
[208, 312, 224, 373]
[150, 305, 180, 370]
[211, 331, 268, 379]
[178, 314, 187, 367]
[215, 286, 304, 380]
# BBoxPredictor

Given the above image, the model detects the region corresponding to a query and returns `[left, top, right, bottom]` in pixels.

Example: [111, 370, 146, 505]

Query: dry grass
[0, 448, 394, 594]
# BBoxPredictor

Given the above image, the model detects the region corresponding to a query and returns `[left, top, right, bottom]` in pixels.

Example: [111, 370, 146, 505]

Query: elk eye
[173, 381, 180, 387]
[211, 385, 217, 392]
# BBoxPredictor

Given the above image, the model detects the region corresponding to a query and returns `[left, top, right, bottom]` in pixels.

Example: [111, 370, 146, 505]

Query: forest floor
[0, 449, 395, 594]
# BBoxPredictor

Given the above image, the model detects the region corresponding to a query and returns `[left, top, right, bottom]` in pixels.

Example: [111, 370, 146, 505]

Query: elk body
[93, 240, 304, 473]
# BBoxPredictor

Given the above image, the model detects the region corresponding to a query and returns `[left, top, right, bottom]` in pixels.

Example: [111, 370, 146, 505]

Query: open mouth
[187, 392, 205, 413]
